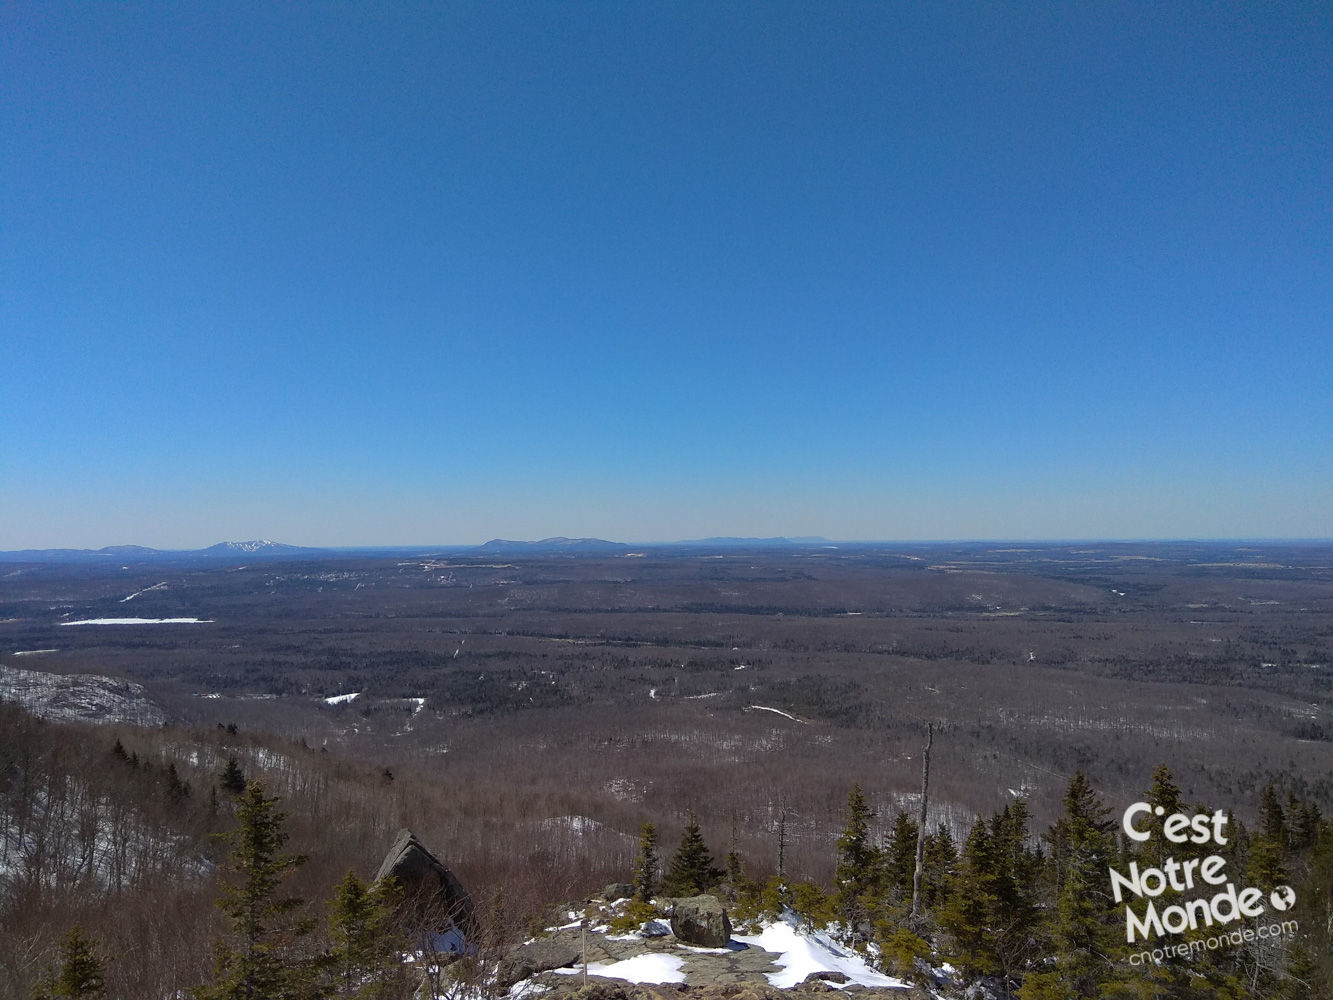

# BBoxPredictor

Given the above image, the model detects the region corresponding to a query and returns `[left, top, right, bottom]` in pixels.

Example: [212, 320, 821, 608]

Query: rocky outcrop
[670, 894, 732, 947]
[499, 937, 582, 987]
[603, 882, 636, 900]
[375, 829, 474, 939]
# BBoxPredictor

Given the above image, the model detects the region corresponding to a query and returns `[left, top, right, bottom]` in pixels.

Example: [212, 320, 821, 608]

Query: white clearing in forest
[735, 917, 908, 989]
[552, 954, 685, 985]
[121, 582, 168, 602]
[325, 692, 360, 705]
[60, 618, 211, 626]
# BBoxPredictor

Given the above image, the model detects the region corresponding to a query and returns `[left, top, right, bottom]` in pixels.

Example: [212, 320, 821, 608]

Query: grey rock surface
[499, 937, 582, 987]
[375, 829, 474, 935]
[670, 894, 733, 948]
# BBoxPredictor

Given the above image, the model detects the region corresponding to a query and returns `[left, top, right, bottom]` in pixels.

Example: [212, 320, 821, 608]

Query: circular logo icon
[1270, 885, 1296, 911]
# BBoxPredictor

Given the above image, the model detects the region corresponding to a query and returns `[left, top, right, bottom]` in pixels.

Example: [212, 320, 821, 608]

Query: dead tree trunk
[910, 723, 933, 919]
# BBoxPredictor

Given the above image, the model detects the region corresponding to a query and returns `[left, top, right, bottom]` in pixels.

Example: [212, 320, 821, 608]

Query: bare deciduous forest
[2, 542, 1331, 996]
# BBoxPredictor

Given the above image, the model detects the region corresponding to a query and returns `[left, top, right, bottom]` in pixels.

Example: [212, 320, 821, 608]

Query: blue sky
[3, 3, 1330, 547]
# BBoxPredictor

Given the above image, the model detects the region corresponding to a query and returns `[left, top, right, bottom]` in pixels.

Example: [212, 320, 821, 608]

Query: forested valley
[2, 543, 1331, 997]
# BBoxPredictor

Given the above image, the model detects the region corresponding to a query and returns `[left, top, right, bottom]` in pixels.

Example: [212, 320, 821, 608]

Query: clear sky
[2, 3, 1330, 548]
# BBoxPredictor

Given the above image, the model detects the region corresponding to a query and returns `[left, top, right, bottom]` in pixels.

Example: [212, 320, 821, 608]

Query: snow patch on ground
[734, 916, 908, 989]
[13, 649, 58, 656]
[60, 617, 211, 626]
[325, 692, 361, 705]
[552, 954, 685, 985]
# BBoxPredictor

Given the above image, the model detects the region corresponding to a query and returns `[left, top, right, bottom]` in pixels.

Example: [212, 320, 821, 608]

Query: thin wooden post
[581, 917, 588, 984]
[910, 723, 933, 919]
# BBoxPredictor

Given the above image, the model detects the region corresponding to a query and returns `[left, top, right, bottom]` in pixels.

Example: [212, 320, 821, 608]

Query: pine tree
[921, 823, 957, 909]
[724, 816, 744, 888]
[46, 926, 106, 999]
[883, 810, 919, 902]
[325, 871, 409, 999]
[1139, 763, 1184, 868]
[938, 817, 1002, 978]
[632, 822, 660, 901]
[986, 800, 1043, 986]
[167, 762, 191, 804]
[1249, 780, 1289, 889]
[833, 783, 879, 932]
[219, 755, 247, 796]
[195, 779, 312, 1000]
[1043, 771, 1117, 998]
[662, 813, 724, 896]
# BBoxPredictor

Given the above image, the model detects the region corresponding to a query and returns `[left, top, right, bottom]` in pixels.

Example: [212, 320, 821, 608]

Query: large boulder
[498, 937, 581, 988]
[603, 882, 635, 901]
[376, 828, 474, 945]
[670, 894, 732, 947]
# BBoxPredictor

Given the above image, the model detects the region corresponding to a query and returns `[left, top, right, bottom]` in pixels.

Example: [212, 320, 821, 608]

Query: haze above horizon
[3, 4, 1330, 549]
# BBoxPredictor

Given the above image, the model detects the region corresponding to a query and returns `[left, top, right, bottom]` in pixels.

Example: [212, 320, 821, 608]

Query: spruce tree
[920, 823, 957, 909]
[986, 800, 1042, 986]
[883, 810, 920, 902]
[833, 783, 879, 932]
[1043, 771, 1117, 998]
[1139, 763, 1184, 868]
[632, 822, 660, 901]
[938, 817, 1002, 977]
[326, 871, 409, 999]
[167, 762, 191, 804]
[47, 926, 106, 999]
[1249, 780, 1289, 888]
[662, 814, 724, 896]
[724, 816, 744, 888]
[219, 755, 247, 796]
[195, 779, 312, 1000]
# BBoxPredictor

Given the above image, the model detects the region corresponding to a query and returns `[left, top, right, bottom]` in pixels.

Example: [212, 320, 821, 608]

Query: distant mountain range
[477, 536, 631, 554]
[0, 540, 317, 563]
[0, 536, 837, 563]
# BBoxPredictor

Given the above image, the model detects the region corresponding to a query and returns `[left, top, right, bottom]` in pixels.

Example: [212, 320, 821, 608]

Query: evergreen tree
[1139, 763, 1184, 868]
[219, 755, 248, 796]
[45, 926, 106, 999]
[724, 816, 745, 888]
[632, 822, 660, 901]
[167, 762, 191, 804]
[195, 780, 312, 1000]
[920, 823, 957, 909]
[1249, 780, 1289, 888]
[1043, 771, 1117, 998]
[986, 800, 1043, 986]
[833, 783, 879, 932]
[938, 817, 1002, 977]
[662, 813, 724, 896]
[883, 810, 919, 902]
[325, 871, 409, 999]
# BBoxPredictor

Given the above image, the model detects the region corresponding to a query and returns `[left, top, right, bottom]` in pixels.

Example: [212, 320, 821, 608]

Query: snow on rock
[552, 954, 685, 985]
[734, 916, 909, 989]
[0, 664, 166, 726]
[60, 617, 211, 626]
